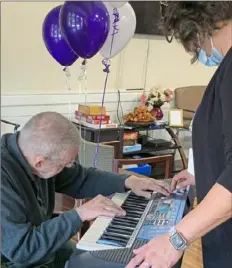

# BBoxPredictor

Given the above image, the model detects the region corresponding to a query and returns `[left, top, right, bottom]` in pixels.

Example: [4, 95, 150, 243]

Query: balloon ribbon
[93, 8, 120, 168]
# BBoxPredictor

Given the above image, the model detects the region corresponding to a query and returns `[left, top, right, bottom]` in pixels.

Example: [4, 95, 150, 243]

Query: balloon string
[93, 66, 109, 168]
[111, 8, 120, 37]
[77, 60, 88, 167]
[101, 7, 120, 72]
[78, 59, 87, 81]
[93, 8, 120, 168]
[143, 39, 150, 93]
[63, 66, 72, 120]
[63, 66, 71, 90]
[83, 61, 88, 168]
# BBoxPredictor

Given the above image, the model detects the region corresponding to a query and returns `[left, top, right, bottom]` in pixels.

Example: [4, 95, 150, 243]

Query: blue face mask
[198, 38, 224, 66]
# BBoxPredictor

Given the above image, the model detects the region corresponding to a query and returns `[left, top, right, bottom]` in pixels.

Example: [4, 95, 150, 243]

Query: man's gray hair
[19, 112, 81, 159]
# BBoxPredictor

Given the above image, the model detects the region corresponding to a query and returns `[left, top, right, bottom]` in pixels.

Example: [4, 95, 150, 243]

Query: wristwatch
[169, 226, 188, 251]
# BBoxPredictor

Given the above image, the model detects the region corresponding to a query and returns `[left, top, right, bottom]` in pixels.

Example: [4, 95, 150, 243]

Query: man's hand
[125, 176, 171, 198]
[126, 234, 183, 268]
[75, 195, 126, 222]
[171, 169, 195, 192]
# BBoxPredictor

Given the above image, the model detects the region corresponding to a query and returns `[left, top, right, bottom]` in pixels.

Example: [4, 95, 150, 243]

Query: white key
[76, 192, 130, 251]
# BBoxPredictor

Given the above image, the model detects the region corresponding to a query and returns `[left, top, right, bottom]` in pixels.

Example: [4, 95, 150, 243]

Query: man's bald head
[18, 112, 80, 178]
[19, 112, 80, 159]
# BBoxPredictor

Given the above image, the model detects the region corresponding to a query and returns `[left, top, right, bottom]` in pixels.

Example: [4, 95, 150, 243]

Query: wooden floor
[181, 199, 203, 268]
[55, 194, 203, 268]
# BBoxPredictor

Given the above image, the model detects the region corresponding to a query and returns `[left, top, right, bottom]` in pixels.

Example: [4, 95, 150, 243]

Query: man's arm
[1, 173, 82, 265]
[55, 161, 128, 199]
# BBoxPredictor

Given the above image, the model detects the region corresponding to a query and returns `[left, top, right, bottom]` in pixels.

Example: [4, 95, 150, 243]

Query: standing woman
[126, 2, 232, 268]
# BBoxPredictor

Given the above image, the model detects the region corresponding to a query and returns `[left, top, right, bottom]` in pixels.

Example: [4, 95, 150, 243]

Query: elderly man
[1, 112, 171, 268]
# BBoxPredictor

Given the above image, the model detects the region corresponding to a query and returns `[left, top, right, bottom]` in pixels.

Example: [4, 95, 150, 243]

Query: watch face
[172, 233, 185, 248]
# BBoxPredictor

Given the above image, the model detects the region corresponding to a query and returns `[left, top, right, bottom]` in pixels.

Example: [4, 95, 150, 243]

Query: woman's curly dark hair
[161, 1, 232, 63]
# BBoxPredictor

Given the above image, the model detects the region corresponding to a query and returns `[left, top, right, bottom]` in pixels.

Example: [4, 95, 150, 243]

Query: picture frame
[168, 109, 184, 127]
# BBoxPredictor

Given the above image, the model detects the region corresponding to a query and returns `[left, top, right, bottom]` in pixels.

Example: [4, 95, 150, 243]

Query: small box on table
[78, 105, 106, 116]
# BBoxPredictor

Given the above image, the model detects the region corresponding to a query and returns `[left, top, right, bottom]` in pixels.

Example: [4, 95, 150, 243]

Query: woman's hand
[126, 234, 183, 268]
[171, 169, 195, 192]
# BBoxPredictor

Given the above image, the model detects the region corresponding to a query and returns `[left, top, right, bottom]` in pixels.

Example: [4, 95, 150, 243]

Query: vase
[151, 107, 164, 120]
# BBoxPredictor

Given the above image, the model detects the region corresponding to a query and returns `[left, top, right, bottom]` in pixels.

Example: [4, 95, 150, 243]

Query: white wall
[1, 91, 142, 134]
[1, 1, 211, 161]
[1, 1, 217, 94]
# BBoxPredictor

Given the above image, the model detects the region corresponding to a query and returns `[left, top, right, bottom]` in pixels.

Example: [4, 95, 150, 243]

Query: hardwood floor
[55, 194, 203, 268]
[181, 239, 203, 268]
[181, 199, 203, 268]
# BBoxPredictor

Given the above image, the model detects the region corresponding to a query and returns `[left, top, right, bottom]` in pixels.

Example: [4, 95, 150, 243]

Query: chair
[1, 119, 20, 134]
[174, 86, 206, 134]
[78, 139, 121, 172]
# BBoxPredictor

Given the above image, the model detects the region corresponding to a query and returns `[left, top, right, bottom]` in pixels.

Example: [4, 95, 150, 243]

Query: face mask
[198, 37, 224, 66]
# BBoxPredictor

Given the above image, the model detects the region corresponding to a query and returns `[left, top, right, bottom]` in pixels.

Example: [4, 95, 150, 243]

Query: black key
[106, 227, 133, 236]
[114, 215, 139, 221]
[122, 208, 143, 214]
[122, 201, 147, 207]
[103, 231, 130, 238]
[123, 212, 142, 218]
[101, 233, 129, 242]
[114, 216, 140, 222]
[126, 196, 148, 202]
[129, 192, 147, 197]
[112, 219, 138, 227]
[125, 200, 148, 206]
[112, 218, 138, 226]
[126, 196, 148, 201]
[109, 222, 135, 230]
[99, 236, 128, 247]
[122, 204, 146, 210]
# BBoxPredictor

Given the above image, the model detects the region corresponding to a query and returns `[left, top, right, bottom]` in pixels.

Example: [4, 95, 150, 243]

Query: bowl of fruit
[123, 106, 156, 126]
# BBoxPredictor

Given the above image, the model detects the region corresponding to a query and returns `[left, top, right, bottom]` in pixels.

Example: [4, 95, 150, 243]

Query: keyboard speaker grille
[90, 239, 147, 264]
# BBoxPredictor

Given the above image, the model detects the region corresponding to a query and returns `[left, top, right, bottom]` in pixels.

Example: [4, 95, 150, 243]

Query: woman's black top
[192, 47, 232, 268]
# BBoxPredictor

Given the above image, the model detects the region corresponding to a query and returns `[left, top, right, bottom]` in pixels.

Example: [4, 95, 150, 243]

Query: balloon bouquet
[42, 1, 136, 166]
[42, 1, 136, 71]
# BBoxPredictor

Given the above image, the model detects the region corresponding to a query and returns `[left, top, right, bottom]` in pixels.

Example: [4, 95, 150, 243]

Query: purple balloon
[60, 1, 110, 59]
[42, 5, 78, 66]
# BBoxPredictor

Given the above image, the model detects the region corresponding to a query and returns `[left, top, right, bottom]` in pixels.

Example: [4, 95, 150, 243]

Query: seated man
[1, 111, 171, 268]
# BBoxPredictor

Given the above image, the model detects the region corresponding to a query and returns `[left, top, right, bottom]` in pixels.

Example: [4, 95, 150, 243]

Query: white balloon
[99, 3, 136, 59]
[108, 1, 128, 8]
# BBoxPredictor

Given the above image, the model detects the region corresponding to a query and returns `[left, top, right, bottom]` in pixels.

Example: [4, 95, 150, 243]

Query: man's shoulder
[1, 150, 22, 192]
[1, 143, 27, 193]
[1, 143, 18, 172]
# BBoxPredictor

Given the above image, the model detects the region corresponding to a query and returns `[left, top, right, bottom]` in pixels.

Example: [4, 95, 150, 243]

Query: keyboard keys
[97, 191, 149, 247]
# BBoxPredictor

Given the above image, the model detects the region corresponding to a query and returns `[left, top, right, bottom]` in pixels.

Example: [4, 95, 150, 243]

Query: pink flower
[140, 93, 147, 105]
[164, 88, 173, 102]
[166, 88, 173, 96]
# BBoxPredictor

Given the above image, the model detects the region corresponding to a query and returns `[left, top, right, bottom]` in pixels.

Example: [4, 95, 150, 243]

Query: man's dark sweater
[1, 132, 128, 265]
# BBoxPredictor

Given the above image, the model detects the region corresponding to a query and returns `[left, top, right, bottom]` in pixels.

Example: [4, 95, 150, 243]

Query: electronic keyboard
[76, 184, 190, 256]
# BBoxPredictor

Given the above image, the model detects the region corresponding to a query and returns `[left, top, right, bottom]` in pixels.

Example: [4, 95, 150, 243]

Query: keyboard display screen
[137, 191, 187, 241]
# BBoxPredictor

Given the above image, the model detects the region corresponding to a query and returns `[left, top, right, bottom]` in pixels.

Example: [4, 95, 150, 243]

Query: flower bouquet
[140, 87, 173, 120]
